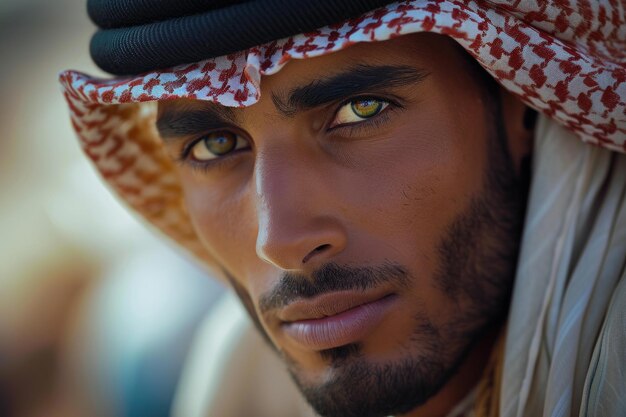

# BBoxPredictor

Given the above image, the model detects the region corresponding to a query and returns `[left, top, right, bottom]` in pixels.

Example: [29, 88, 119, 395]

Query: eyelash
[176, 96, 403, 172]
[175, 131, 249, 173]
[327, 96, 401, 136]
[176, 150, 243, 173]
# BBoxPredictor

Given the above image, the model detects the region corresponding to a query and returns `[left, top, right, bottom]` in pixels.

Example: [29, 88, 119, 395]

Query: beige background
[0, 1, 223, 416]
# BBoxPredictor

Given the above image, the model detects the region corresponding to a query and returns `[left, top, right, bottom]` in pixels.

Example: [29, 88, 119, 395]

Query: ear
[499, 88, 534, 176]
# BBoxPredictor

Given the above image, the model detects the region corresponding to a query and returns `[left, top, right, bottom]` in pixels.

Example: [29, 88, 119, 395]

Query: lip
[280, 292, 397, 350]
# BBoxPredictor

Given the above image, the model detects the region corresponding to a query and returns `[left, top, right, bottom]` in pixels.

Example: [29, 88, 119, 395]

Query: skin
[157, 33, 533, 417]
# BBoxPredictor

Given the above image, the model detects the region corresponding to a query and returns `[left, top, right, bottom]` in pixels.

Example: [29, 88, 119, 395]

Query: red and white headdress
[59, 0, 626, 266]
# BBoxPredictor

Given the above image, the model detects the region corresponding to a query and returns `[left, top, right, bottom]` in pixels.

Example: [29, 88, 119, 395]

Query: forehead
[157, 33, 465, 119]
[262, 33, 446, 87]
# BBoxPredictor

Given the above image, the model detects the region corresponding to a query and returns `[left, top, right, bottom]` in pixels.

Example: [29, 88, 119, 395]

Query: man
[60, 1, 626, 416]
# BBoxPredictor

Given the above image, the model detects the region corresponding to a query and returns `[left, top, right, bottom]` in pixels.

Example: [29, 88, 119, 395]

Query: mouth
[279, 291, 398, 351]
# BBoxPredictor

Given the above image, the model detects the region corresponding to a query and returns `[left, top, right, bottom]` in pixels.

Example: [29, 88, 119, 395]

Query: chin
[283, 337, 467, 417]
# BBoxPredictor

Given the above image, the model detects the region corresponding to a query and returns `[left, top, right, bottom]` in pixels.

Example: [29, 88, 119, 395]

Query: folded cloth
[502, 114, 626, 417]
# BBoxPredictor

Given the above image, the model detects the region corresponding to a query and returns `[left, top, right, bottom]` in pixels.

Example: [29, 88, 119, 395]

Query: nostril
[302, 244, 332, 264]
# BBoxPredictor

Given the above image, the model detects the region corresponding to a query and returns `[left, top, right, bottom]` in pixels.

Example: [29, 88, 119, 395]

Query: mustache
[258, 262, 410, 314]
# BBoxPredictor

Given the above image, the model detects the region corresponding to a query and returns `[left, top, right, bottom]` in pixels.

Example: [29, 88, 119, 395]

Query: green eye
[332, 98, 389, 127]
[205, 132, 237, 155]
[351, 99, 384, 118]
[190, 131, 248, 161]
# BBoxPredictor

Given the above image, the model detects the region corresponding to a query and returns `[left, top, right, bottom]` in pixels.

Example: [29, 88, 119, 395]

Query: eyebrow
[272, 64, 429, 117]
[156, 64, 429, 139]
[156, 103, 238, 139]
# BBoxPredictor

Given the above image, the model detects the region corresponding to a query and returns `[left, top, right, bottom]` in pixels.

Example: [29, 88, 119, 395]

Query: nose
[254, 146, 347, 270]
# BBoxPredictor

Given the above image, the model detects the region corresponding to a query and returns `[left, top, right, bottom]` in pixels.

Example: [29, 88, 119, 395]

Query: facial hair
[289, 136, 525, 417]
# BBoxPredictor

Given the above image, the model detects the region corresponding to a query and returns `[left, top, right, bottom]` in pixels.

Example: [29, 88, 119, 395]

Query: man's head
[61, 1, 626, 415]
[156, 33, 532, 417]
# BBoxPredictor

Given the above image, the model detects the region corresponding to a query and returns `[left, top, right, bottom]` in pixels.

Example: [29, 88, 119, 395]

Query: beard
[227, 78, 529, 417]
[286, 95, 526, 417]
[290, 171, 526, 417]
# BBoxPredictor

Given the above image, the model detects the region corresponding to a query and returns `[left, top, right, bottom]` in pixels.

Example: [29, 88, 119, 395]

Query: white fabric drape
[501, 115, 626, 417]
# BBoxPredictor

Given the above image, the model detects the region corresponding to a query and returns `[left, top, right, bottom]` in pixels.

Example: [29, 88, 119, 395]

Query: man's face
[158, 34, 528, 417]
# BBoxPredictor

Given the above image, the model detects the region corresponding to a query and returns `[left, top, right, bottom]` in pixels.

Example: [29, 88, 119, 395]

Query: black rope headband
[88, 0, 399, 75]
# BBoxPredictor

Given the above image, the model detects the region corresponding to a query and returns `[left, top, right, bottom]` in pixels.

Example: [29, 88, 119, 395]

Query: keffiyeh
[59, 0, 626, 269]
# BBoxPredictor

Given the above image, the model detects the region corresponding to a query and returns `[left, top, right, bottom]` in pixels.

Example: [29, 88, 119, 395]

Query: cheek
[180, 171, 258, 275]
[339, 104, 487, 263]
[325, 113, 486, 336]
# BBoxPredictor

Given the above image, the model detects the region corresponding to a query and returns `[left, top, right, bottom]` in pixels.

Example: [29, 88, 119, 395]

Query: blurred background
[0, 0, 226, 416]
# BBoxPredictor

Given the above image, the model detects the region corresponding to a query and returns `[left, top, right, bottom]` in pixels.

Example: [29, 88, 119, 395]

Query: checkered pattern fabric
[59, 0, 626, 270]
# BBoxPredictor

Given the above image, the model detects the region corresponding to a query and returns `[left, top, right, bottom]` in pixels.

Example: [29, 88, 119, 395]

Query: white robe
[501, 115, 626, 417]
